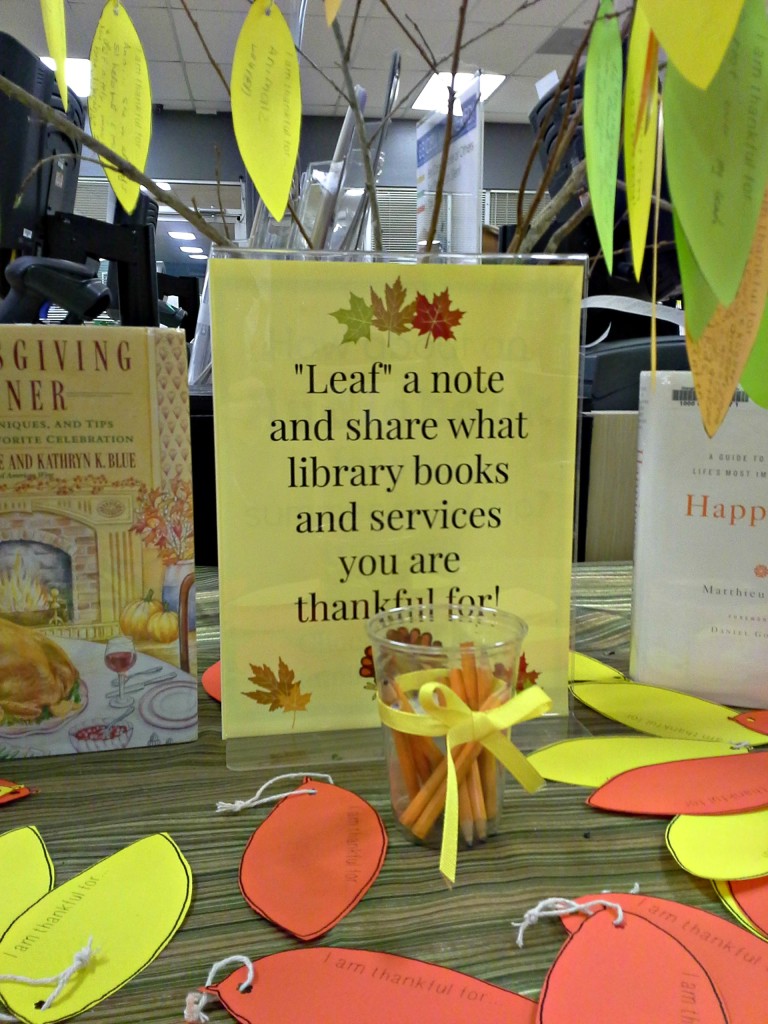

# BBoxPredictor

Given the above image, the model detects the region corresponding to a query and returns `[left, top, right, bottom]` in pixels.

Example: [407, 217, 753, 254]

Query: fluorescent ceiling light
[168, 231, 196, 240]
[412, 72, 505, 114]
[180, 246, 204, 254]
[188, 253, 208, 260]
[40, 57, 91, 98]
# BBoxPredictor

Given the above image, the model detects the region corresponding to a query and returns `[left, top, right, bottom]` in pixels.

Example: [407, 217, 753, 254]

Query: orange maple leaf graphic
[369, 276, 416, 342]
[412, 289, 465, 346]
[516, 653, 541, 692]
[244, 657, 311, 726]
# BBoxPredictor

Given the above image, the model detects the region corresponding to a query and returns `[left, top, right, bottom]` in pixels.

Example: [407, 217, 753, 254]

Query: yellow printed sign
[208, 256, 584, 738]
[640, 0, 746, 90]
[623, 5, 658, 282]
[231, 0, 301, 222]
[40, 0, 68, 111]
[88, 1, 152, 214]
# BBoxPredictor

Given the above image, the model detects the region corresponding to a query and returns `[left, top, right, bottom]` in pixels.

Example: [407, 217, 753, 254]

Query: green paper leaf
[674, 211, 717, 342]
[584, 0, 622, 275]
[740, 299, 768, 408]
[663, 0, 768, 307]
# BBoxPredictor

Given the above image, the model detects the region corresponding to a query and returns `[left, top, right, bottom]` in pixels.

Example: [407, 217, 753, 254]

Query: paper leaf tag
[207, 947, 538, 1024]
[40, 0, 68, 111]
[202, 661, 222, 702]
[0, 779, 33, 807]
[239, 779, 386, 940]
[731, 709, 768, 736]
[570, 681, 768, 746]
[666, 808, 768, 880]
[663, 0, 768, 308]
[561, 892, 768, 1024]
[231, 0, 301, 223]
[0, 826, 54, 936]
[0, 833, 192, 1022]
[713, 877, 768, 940]
[739, 298, 768, 408]
[528, 736, 745, 788]
[539, 909, 726, 1023]
[568, 652, 624, 683]
[640, 0, 746, 89]
[587, 750, 768, 816]
[583, 0, 622, 275]
[623, 4, 658, 281]
[324, 0, 343, 24]
[89, 0, 153, 214]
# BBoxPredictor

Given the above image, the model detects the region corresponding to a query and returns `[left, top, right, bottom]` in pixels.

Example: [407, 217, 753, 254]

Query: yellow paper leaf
[88, 1, 153, 214]
[325, 0, 343, 25]
[711, 878, 768, 940]
[640, 0, 747, 89]
[568, 651, 624, 683]
[623, 5, 659, 282]
[528, 736, 745, 788]
[231, 0, 301, 223]
[583, 0, 623, 275]
[40, 0, 68, 112]
[0, 827, 54, 935]
[571, 681, 768, 747]
[0, 833, 192, 1023]
[686, 184, 768, 436]
[667, 808, 768, 880]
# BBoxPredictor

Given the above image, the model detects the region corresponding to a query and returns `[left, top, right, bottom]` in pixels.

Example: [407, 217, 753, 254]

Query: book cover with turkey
[630, 370, 768, 708]
[0, 326, 197, 757]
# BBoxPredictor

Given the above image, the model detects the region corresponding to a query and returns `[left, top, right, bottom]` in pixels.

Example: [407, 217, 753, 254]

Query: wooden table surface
[3, 563, 731, 1022]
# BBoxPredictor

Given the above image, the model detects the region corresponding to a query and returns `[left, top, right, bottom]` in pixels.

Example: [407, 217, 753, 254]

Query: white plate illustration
[138, 680, 197, 730]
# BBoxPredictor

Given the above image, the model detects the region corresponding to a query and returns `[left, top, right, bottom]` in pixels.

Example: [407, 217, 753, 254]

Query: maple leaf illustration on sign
[244, 658, 311, 726]
[412, 289, 465, 346]
[330, 293, 374, 344]
[369, 276, 417, 343]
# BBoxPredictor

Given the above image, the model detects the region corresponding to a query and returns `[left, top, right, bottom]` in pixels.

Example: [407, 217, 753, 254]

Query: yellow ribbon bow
[377, 677, 551, 883]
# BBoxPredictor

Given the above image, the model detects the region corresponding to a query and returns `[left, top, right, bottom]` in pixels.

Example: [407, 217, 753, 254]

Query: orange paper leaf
[239, 779, 387, 940]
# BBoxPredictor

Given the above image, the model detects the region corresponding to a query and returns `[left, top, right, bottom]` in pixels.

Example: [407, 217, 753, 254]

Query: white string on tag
[0, 938, 95, 1021]
[512, 896, 626, 947]
[215, 772, 334, 814]
[183, 954, 254, 1023]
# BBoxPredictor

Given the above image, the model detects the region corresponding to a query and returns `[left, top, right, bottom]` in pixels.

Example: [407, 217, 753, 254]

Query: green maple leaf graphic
[369, 276, 417, 343]
[330, 292, 374, 344]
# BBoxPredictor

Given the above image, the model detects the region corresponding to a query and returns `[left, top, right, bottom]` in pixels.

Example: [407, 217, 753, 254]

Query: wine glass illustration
[105, 635, 137, 709]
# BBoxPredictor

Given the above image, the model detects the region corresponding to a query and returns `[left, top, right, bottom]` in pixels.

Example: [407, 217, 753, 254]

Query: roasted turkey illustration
[0, 617, 80, 724]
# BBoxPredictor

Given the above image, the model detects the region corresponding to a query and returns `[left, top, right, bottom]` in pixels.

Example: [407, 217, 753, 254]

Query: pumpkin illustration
[119, 591, 163, 640]
[147, 607, 180, 644]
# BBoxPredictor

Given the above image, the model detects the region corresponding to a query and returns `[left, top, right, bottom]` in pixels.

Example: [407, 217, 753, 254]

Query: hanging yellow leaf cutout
[0, 827, 54, 936]
[325, 0, 344, 25]
[663, 0, 768, 308]
[231, 0, 302, 224]
[667, 808, 768, 880]
[640, 0, 747, 90]
[686, 184, 768, 436]
[583, 0, 622, 275]
[0, 833, 192, 1023]
[623, 5, 658, 282]
[88, 1, 152, 214]
[40, 0, 68, 111]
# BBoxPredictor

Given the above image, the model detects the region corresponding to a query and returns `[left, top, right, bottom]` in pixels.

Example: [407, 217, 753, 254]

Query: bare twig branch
[377, 0, 438, 72]
[178, 0, 231, 97]
[344, 0, 365, 64]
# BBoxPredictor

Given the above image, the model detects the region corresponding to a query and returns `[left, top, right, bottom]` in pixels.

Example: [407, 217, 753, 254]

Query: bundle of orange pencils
[385, 645, 506, 847]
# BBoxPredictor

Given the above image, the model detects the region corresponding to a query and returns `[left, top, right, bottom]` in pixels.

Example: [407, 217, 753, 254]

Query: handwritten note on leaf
[623, 5, 658, 281]
[663, 0, 768, 308]
[640, 0, 747, 89]
[0, 833, 191, 1023]
[231, 0, 301, 223]
[40, 0, 68, 111]
[685, 185, 768, 436]
[584, 0, 622, 275]
[0, 826, 54, 935]
[88, 1, 152, 214]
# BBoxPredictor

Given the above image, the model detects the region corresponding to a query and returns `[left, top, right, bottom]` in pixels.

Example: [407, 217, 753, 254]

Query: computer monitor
[0, 31, 84, 295]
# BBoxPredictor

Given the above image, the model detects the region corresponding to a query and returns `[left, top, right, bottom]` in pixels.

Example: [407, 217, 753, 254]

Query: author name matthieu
[685, 493, 766, 528]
